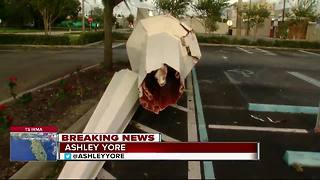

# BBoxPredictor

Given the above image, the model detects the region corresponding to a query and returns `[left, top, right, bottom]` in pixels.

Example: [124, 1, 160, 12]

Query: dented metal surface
[126, 15, 201, 113]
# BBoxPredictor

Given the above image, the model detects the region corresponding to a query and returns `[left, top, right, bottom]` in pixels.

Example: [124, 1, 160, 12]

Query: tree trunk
[49, 23, 52, 35]
[254, 25, 258, 39]
[103, 1, 114, 70]
[246, 23, 250, 36]
[41, 9, 49, 35]
[43, 16, 49, 35]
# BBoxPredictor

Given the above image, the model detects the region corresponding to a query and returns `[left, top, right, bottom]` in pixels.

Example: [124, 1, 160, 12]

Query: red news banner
[58, 133, 259, 160]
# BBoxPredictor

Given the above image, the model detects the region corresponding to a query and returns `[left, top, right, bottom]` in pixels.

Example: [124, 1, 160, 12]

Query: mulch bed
[0, 62, 130, 179]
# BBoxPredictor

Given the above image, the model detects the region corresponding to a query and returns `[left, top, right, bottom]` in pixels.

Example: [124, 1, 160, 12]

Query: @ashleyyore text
[62, 153, 125, 160]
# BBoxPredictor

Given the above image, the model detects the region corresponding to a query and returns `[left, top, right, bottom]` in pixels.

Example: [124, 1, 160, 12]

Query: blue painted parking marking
[192, 68, 215, 179]
[249, 103, 318, 114]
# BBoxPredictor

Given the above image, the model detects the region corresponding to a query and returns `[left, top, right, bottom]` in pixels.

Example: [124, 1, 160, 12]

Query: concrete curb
[83, 40, 103, 47]
[0, 44, 89, 49]
[0, 40, 126, 49]
[199, 43, 320, 52]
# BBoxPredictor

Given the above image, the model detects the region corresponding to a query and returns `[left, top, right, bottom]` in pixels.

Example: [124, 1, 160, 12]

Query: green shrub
[196, 35, 209, 43]
[237, 38, 251, 45]
[299, 41, 320, 49]
[195, 34, 319, 49]
[0, 34, 71, 45]
[77, 31, 104, 45]
[254, 39, 273, 46]
[197, 34, 230, 44]
[273, 40, 302, 48]
[1, 31, 319, 49]
[0, 31, 130, 45]
[112, 32, 131, 41]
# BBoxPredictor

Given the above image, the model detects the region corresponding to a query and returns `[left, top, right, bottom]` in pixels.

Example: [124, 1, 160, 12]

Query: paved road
[0, 43, 127, 101]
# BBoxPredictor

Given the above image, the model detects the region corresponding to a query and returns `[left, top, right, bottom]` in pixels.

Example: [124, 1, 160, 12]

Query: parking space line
[249, 103, 318, 114]
[192, 69, 215, 179]
[133, 122, 181, 142]
[288, 71, 320, 88]
[203, 105, 246, 110]
[236, 47, 253, 54]
[299, 50, 320, 56]
[208, 124, 309, 134]
[170, 104, 192, 112]
[255, 48, 276, 56]
[186, 75, 201, 179]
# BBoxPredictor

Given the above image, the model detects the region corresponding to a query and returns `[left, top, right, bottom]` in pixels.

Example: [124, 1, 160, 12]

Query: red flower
[9, 76, 17, 84]
[63, 84, 74, 92]
[6, 115, 14, 122]
[0, 104, 6, 111]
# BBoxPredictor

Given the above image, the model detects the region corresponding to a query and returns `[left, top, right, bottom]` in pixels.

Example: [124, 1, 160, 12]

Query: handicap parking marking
[224, 70, 251, 102]
[236, 47, 254, 54]
[298, 50, 320, 56]
[227, 69, 255, 78]
[255, 48, 277, 56]
[224, 68, 320, 106]
[288, 71, 320, 88]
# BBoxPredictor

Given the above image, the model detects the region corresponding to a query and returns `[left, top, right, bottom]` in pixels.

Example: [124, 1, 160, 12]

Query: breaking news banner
[10, 126, 58, 161]
[9, 128, 260, 161]
[59, 141, 260, 161]
[58, 133, 161, 142]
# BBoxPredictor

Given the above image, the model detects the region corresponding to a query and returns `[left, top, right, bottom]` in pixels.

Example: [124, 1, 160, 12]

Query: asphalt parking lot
[112, 45, 320, 179]
[196, 46, 320, 179]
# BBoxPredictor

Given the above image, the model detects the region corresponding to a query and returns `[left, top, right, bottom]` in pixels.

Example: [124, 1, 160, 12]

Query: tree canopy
[153, 0, 191, 18]
[30, 0, 80, 34]
[289, 0, 319, 22]
[0, 0, 35, 27]
[90, 7, 104, 24]
[0, 0, 6, 21]
[241, 3, 270, 36]
[193, 0, 229, 31]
